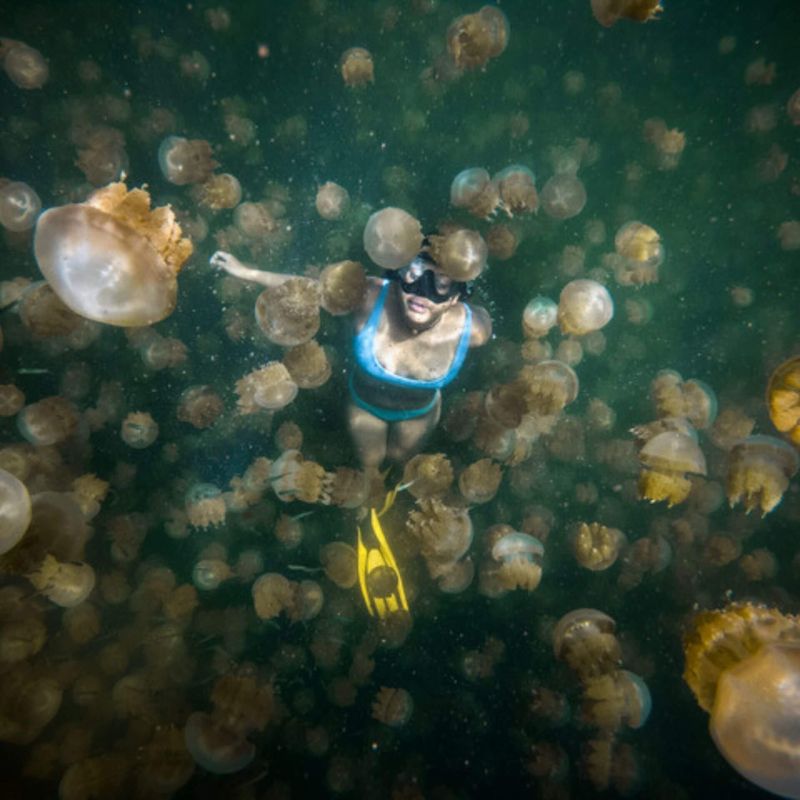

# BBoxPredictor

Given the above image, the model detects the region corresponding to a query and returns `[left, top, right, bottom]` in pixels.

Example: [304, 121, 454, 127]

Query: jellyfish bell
[157, 136, 218, 186]
[363, 207, 423, 270]
[339, 47, 374, 88]
[184, 711, 255, 774]
[0, 467, 31, 555]
[638, 429, 707, 507]
[557, 279, 614, 336]
[315, 182, 350, 220]
[494, 164, 538, 216]
[540, 174, 587, 220]
[767, 355, 800, 446]
[553, 608, 621, 680]
[450, 167, 502, 219]
[522, 296, 558, 339]
[319, 260, 367, 315]
[34, 182, 193, 327]
[427, 228, 487, 281]
[446, 6, 509, 71]
[0, 181, 41, 232]
[1, 39, 49, 89]
[254, 277, 321, 346]
[371, 687, 413, 728]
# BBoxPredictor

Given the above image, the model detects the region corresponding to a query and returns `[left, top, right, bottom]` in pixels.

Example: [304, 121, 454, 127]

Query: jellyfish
[176, 385, 224, 429]
[459, 459, 502, 504]
[518, 360, 579, 417]
[581, 670, 652, 731]
[326, 467, 371, 508]
[484, 527, 545, 593]
[235, 362, 299, 414]
[315, 182, 350, 220]
[195, 173, 242, 210]
[0, 667, 62, 745]
[27, 554, 96, 607]
[157, 136, 218, 185]
[120, 411, 159, 449]
[590, 0, 663, 27]
[726, 435, 799, 515]
[233, 200, 277, 240]
[778, 221, 800, 251]
[193, 559, 234, 591]
[185, 483, 226, 529]
[486, 223, 519, 260]
[34, 182, 193, 326]
[557, 279, 614, 336]
[553, 608, 621, 681]
[137, 725, 195, 796]
[0, 181, 41, 232]
[450, 167, 502, 219]
[283, 340, 331, 389]
[406, 498, 473, 564]
[320, 542, 358, 589]
[252, 573, 294, 620]
[402, 452, 454, 499]
[254, 277, 321, 345]
[0, 39, 49, 89]
[339, 47, 374, 87]
[319, 260, 367, 315]
[271, 450, 329, 504]
[572, 522, 627, 571]
[540, 174, 587, 220]
[767, 355, 800, 446]
[183, 712, 255, 774]
[288, 579, 324, 622]
[446, 6, 509, 71]
[0, 467, 31, 556]
[371, 687, 413, 728]
[18, 396, 79, 446]
[683, 603, 800, 799]
[522, 296, 558, 339]
[17, 282, 83, 339]
[363, 207, 423, 270]
[427, 228, 488, 281]
[494, 165, 538, 216]
[638, 429, 707, 507]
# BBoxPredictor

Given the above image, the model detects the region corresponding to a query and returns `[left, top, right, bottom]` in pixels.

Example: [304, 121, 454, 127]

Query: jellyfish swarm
[363, 207, 423, 270]
[591, 0, 663, 28]
[726, 435, 799, 515]
[34, 182, 193, 326]
[767, 356, 800, 446]
[683, 603, 800, 800]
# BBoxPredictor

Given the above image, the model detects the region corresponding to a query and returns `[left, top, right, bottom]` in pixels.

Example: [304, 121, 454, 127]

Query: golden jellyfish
[271, 450, 330, 504]
[235, 362, 298, 413]
[275, 421, 303, 451]
[0, 181, 41, 231]
[27, 555, 96, 607]
[195, 173, 242, 210]
[254, 277, 321, 345]
[553, 608, 621, 681]
[590, 0, 663, 27]
[638, 430, 707, 507]
[275, 513, 304, 548]
[0, 467, 31, 555]
[683, 603, 800, 799]
[320, 542, 358, 589]
[427, 228, 488, 281]
[176, 385, 224, 429]
[363, 207, 423, 270]
[185, 483, 226, 529]
[581, 670, 652, 731]
[614, 220, 662, 273]
[518, 359, 579, 416]
[193, 559, 234, 591]
[0, 666, 62, 745]
[315, 181, 350, 220]
[402, 452, 454, 499]
[288, 579, 324, 622]
[339, 47, 374, 88]
[494, 164, 538, 216]
[18, 282, 82, 339]
[137, 725, 195, 796]
[572, 522, 627, 571]
[406, 498, 474, 564]
[767, 355, 800, 445]
[34, 182, 193, 326]
[486, 222, 519, 260]
[18, 396, 79, 445]
[157, 136, 218, 185]
[120, 411, 159, 448]
[522, 296, 558, 339]
[446, 6, 510, 71]
[450, 167, 502, 219]
[184, 712, 255, 774]
[319, 260, 367, 315]
[458, 458, 502, 504]
[483, 382, 526, 429]
[252, 572, 294, 620]
[371, 687, 414, 727]
[0, 38, 49, 89]
[483, 527, 545, 594]
[283, 340, 331, 389]
[540, 174, 587, 220]
[726, 434, 799, 515]
[233, 200, 277, 239]
[557, 279, 614, 336]
[326, 467, 370, 508]
[739, 548, 778, 582]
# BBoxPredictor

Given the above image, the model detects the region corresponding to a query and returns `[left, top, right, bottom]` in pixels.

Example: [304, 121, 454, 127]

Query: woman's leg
[386, 395, 442, 464]
[346, 401, 389, 469]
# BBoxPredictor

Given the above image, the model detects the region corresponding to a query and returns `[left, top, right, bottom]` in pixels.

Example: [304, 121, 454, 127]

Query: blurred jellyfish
[185, 483, 226, 529]
[540, 174, 587, 220]
[572, 522, 627, 571]
[371, 687, 413, 727]
[18, 396, 79, 446]
[450, 167, 501, 219]
[158, 136, 218, 185]
[0, 39, 49, 89]
[255, 277, 321, 345]
[518, 359, 579, 416]
[283, 340, 331, 389]
[0, 667, 62, 745]
[195, 173, 242, 210]
[767, 356, 800, 446]
[176, 385, 224, 429]
[553, 608, 621, 681]
[193, 559, 234, 591]
[0, 181, 41, 232]
[27, 555, 95, 607]
[582, 669, 652, 730]
[402, 452, 454, 499]
[137, 725, 195, 796]
[638, 429, 707, 507]
[339, 47, 374, 87]
[34, 182, 193, 326]
[320, 542, 358, 589]
[590, 0, 663, 27]
[184, 712, 255, 774]
[486, 223, 519, 260]
[494, 165, 538, 216]
[319, 260, 367, 315]
[726, 435, 799, 515]
[557, 279, 614, 336]
[427, 228, 488, 281]
[684, 603, 800, 800]
[120, 411, 159, 449]
[459, 459, 502, 504]
[406, 498, 473, 565]
[0, 467, 31, 555]
[522, 296, 558, 339]
[446, 6, 509, 71]
[315, 182, 350, 220]
[363, 207, 423, 270]
[252, 573, 294, 620]
[235, 362, 299, 413]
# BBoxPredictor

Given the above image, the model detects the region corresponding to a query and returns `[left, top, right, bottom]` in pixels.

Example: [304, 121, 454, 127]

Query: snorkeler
[209, 244, 491, 469]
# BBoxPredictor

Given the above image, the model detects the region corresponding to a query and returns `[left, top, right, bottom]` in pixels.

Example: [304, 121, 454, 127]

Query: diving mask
[387, 256, 467, 304]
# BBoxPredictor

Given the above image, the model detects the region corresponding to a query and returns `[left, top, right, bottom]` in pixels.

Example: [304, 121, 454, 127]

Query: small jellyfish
[235, 363, 299, 414]
[288, 579, 324, 622]
[252, 573, 294, 620]
[522, 296, 558, 339]
[459, 459, 502, 504]
[446, 6, 509, 71]
[158, 136, 218, 186]
[282, 340, 331, 389]
[518, 359, 579, 416]
[184, 712, 255, 775]
[0, 181, 41, 232]
[0, 467, 31, 555]
[234, 201, 277, 239]
[427, 228, 488, 281]
[557, 279, 614, 336]
[402, 453, 454, 499]
[0, 39, 49, 89]
[339, 47, 374, 88]
[591, 0, 663, 27]
[486, 223, 519, 260]
[450, 167, 501, 219]
[193, 559, 234, 591]
[315, 182, 350, 220]
[371, 687, 413, 728]
[185, 483, 226, 529]
[483, 527, 545, 594]
[683, 603, 800, 800]
[319, 260, 366, 316]
[494, 165, 538, 216]
[581, 670, 652, 731]
[767, 356, 800, 446]
[638, 430, 707, 507]
[195, 173, 242, 210]
[27, 555, 96, 607]
[255, 277, 321, 346]
[614, 221, 663, 283]
[406, 498, 473, 565]
[120, 411, 159, 449]
[572, 522, 627, 571]
[726, 435, 799, 515]
[320, 542, 358, 589]
[176, 385, 224, 429]
[554, 608, 622, 685]
[363, 207, 423, 270]
[34, 182, 193, 327]
[17, 396, 79, 446]
[540, 174, 587, 220]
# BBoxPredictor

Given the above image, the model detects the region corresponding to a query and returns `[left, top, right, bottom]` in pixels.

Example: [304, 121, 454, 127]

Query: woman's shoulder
[466, 302, 492, 347]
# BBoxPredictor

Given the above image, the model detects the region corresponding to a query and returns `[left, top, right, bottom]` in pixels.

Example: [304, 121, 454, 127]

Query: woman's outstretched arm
[209, 250, 295, 288]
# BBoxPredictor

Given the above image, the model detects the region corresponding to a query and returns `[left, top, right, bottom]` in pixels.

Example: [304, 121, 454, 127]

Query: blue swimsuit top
[353, 280, 473, 390]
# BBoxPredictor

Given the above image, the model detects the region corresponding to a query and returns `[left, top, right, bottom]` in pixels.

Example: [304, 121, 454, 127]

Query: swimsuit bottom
[348, 373, 439, 422]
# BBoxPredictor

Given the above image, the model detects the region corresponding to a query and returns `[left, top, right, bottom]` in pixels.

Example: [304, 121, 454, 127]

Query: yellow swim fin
[356, 484, 409, 619]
